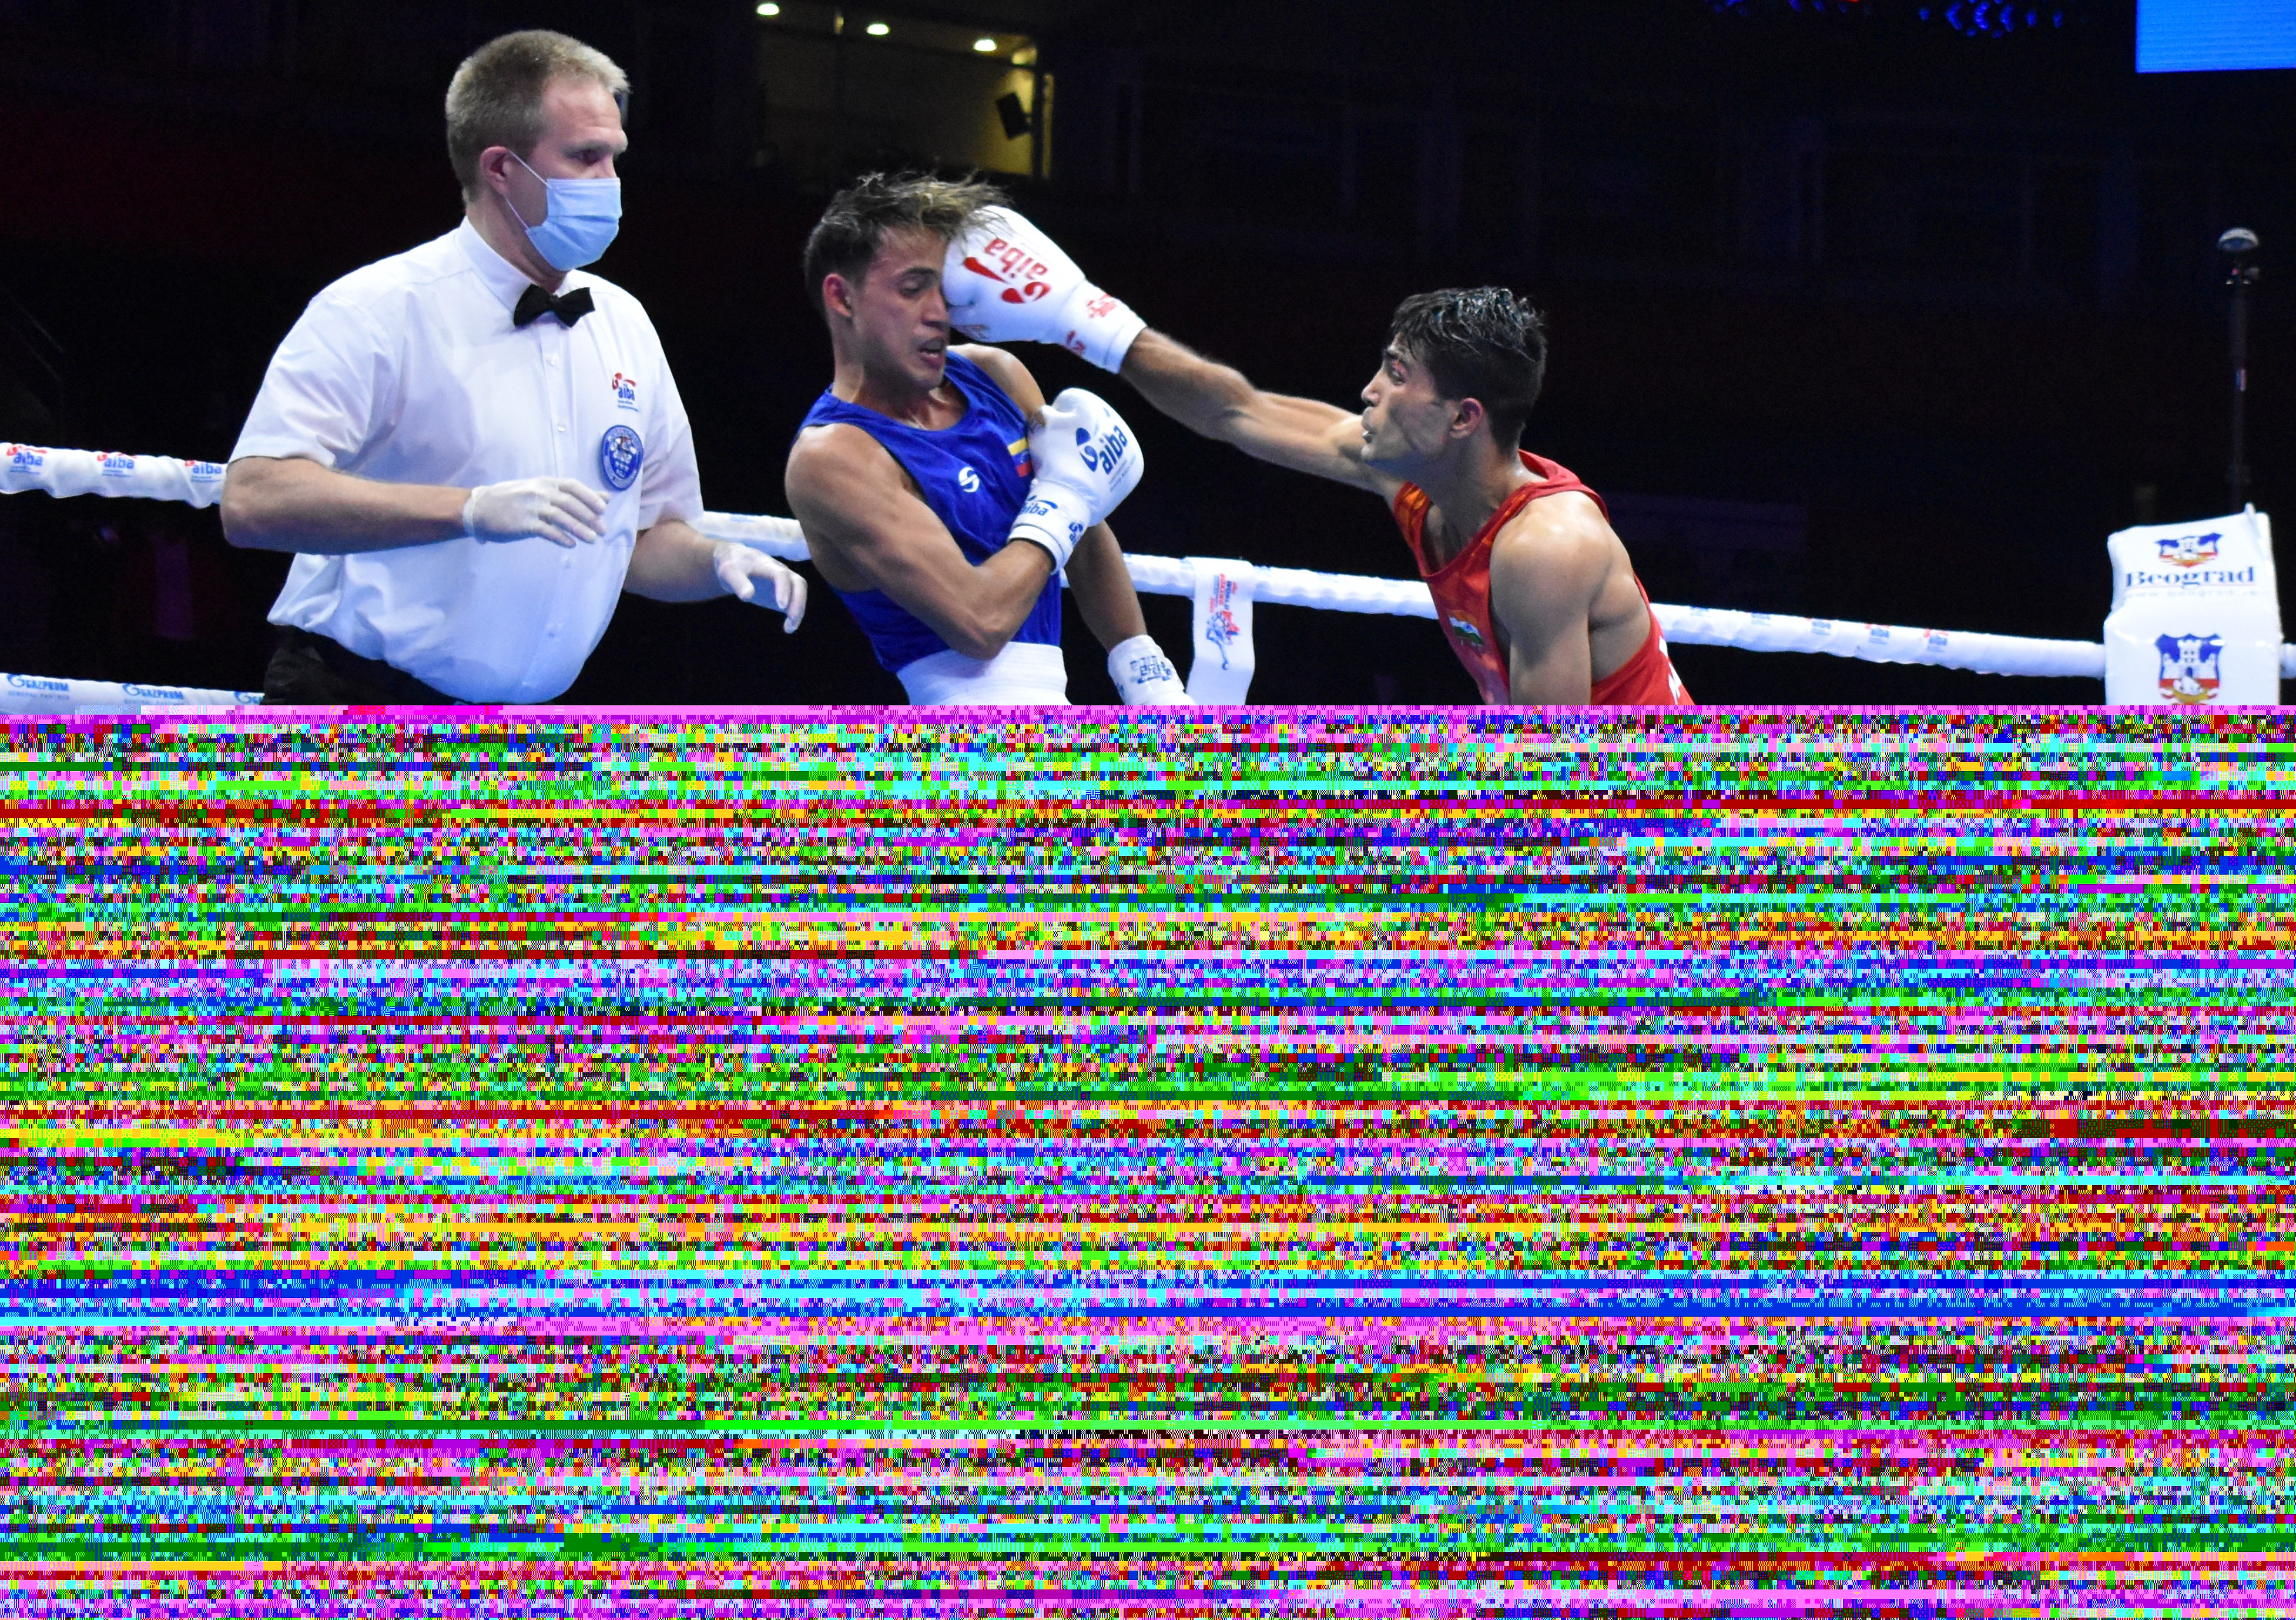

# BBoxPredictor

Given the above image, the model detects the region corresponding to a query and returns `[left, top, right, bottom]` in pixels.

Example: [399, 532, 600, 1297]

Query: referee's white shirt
[232, 218, 702, 702]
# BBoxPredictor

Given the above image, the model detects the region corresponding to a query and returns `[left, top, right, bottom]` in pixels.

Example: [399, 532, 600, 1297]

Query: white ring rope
[0, 672, 263, 712]
[689, 511, 2151, 682]
[7, 443, 2290, 707]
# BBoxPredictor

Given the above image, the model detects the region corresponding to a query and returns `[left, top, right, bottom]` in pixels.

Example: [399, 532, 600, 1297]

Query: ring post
[2103, 507, 2281, 705]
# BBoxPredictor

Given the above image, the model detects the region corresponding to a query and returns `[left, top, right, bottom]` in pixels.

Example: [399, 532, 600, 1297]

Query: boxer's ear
[1449, 397, 1487, 443]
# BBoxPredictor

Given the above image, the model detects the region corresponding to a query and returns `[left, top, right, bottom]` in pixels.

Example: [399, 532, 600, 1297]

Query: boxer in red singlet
[1117, 287, 1688, 705]
[937, 208, 1688, 704]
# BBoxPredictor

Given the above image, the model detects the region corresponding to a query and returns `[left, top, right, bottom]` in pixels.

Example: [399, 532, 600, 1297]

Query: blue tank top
[798, 352, 1057, 673]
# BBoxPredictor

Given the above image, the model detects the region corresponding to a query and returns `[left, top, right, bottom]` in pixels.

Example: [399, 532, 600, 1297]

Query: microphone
[2218, 229, 2259, 508]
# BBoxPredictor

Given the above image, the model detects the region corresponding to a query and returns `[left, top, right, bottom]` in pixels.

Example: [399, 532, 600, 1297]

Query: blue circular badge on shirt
[599, 424, 644, 491]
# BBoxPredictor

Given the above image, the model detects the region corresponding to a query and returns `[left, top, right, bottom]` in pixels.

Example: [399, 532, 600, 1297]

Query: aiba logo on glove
[964, 236, 1053, 304]
[1074, 420, 1131, 479]
[1124, 650, 1177, 686]
[2154, 631, 2223, 703]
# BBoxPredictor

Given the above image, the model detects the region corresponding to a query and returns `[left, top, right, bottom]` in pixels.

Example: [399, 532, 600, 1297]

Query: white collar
[455, 216, 573, 314]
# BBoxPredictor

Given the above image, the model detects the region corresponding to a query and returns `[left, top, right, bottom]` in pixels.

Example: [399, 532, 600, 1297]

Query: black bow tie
[513, 284, 594, 329]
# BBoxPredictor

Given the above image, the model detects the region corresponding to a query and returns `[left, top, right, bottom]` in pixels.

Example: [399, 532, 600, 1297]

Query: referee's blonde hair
[446, 30, 630, 202]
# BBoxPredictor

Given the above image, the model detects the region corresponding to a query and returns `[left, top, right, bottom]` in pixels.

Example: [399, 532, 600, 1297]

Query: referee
[221, 30, 806, 705]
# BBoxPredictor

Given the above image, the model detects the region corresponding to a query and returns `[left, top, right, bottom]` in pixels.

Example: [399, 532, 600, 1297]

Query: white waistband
[894, 641, 1070, 706]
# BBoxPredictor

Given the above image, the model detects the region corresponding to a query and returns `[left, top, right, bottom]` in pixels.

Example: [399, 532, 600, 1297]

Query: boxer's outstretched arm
[786, 423, 1054, 663]
[1119, 331, 1400, 498]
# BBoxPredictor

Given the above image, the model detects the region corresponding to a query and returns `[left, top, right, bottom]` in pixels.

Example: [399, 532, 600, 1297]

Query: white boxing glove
[1005, 388, 1145, 573]
[1107, 634, 1191, 705]
[463, 477, 608, 548]
[943, 207, 1147, 372]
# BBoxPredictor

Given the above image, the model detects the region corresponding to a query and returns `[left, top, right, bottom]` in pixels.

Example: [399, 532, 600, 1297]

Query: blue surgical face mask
[506, 152, 622, 272]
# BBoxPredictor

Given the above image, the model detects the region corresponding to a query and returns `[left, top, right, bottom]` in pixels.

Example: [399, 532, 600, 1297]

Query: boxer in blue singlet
[796, 351, 1061, 692]
[783, 173, 1188, 707]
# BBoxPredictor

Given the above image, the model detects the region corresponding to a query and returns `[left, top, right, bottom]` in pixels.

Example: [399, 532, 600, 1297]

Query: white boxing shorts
[894, 640, 1070, 706]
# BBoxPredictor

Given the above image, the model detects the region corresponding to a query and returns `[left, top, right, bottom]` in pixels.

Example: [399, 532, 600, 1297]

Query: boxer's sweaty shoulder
[786, 350, 1051, 674]
[1491, 485, 1612, 580]
[785, 421, 922, 594]
[1488, 488, 1650, 680]
[952, 344, 1045, 418]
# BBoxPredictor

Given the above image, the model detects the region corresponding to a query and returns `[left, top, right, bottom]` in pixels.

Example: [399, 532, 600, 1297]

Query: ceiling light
[973, 36, 998, 51]
[866, 19, 889, 34]
[755, 2, 777, 13]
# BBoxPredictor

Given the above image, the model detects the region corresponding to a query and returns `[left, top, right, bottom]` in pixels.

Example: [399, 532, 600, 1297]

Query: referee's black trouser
[261, 625, 465, 705]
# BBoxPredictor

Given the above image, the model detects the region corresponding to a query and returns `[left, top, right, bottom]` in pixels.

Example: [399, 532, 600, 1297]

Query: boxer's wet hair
[805, 172, 1011, 319]
[446, 31, 629, 203]
[1387, 288, 1550, 447]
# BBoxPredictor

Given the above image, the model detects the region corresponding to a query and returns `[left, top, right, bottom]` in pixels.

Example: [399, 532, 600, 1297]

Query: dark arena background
[4, 0, 2296, 1612]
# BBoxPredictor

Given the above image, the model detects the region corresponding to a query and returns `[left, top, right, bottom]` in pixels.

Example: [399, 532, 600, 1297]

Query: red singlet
[1392, 450, 1693, 707]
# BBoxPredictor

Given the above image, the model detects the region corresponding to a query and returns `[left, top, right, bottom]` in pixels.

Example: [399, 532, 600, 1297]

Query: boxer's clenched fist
[462, 477, 608, 548]
[1107, 634, 1191, 705]
[1005, 389, 1145, 573]
[943, 208, 1147, 373]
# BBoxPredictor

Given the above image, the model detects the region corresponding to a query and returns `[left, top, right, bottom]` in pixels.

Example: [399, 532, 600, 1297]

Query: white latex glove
[1107, 634, 1191, 705]
[462, 477, 609, 547]
[942, 207, 1147, 372]
[1006, 388, 1146, 572]
[712, 541, 809, 634]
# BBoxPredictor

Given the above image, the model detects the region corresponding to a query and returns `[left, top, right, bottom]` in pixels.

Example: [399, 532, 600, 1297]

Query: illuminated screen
[2137, 0, 2296, 72]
